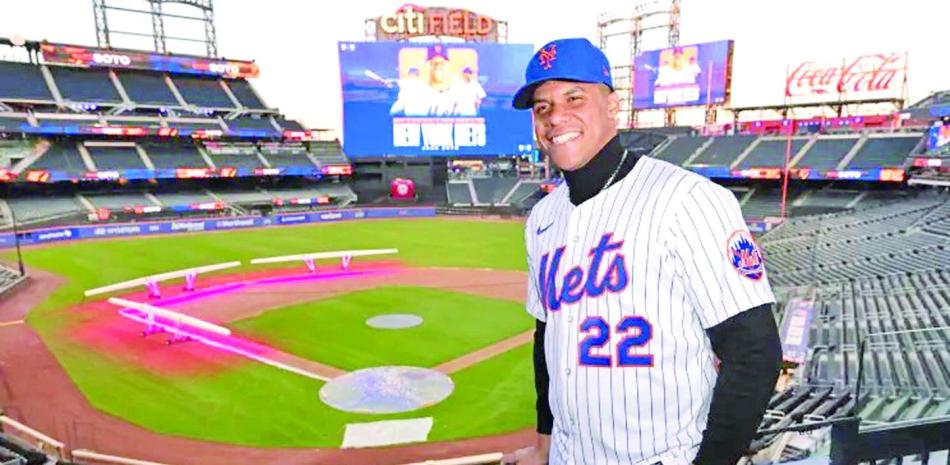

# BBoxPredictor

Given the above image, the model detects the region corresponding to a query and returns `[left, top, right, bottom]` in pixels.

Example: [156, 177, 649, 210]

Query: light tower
[597, 0, 681, 128]
[91, 0, 219, 57]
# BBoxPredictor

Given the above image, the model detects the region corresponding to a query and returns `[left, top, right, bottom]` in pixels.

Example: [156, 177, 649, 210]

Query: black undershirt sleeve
[693, 304, 783, 465]
[534, 318, 554, 435]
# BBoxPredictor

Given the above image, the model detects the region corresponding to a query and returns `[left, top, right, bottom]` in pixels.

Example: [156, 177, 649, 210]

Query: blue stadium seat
[846, 137, 921, 170]
[172, 75, 235, 108]
[689, 135, 757, 167]
[795, 138, 858, 170]
[227, 79, 267, 109]
[87, 146, 145, 170]
[0, 116, 26, 132]
[143, 142, 208, 169]
[29, 141, 87, 174]
[211, 154, 264, 169]
[166, 120, 224, 132]
[226, 117, 279, 133]
[49, 66, 122, 103]
[0, 62, 53, 101]
[739, 139, 807, 168]
[85, 193, 152, 210]
[274, 118, 305, 132]
[652, 136, 710, 166]
[117, 71, 180, 106]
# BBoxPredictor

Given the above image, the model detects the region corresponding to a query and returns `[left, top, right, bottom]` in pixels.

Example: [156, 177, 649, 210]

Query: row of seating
[19, 139, 346, 174]
[755, 192, 950, 437]
[0, 263, 25, 296]
[0, 61, 266, 110]
[2, 184, 359, 224]
[761, 196, 944, 244]
[651, 133, 922, 170]
[0, 113, 306, 140]
[764, 234, 950, 286]
[804, 271, 950, 394]
[753, 269, 950, 446]
[446, 178, 541, 207]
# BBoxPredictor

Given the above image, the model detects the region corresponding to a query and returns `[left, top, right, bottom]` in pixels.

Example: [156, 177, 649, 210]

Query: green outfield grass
[5, 218, 537, 446]
[231, 286, 533, 371]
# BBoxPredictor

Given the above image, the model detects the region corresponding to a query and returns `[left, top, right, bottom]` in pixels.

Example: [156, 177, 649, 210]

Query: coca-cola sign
[785, 52, 907, 101]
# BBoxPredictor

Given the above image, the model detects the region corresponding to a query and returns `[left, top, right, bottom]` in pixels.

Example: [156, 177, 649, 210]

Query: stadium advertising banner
[40, 43, 259, 78]
[785, 52, 907, 103]
[338, 41, 534, 157]
[632, 40, 733, 109]
[0, 207, 437, 248]
[690, 166, 905, 183]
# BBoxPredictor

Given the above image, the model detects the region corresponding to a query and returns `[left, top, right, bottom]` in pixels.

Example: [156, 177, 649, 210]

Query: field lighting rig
[92, 0, 219, 57]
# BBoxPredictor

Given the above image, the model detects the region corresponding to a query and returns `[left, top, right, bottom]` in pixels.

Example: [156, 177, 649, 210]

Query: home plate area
[320, 366, 455, 414]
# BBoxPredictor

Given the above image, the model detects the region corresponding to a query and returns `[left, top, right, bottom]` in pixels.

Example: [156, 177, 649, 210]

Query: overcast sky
[2, 0, 948, 133]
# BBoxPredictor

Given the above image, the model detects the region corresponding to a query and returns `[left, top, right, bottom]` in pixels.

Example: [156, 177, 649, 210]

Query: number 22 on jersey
[578, 315, 653, 367]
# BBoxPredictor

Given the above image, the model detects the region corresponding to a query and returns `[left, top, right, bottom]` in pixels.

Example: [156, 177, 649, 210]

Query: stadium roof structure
[901, 89, 950, 120]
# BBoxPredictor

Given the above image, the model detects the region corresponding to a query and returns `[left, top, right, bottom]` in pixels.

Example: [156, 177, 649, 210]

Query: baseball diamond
[1, 3, 949, 465]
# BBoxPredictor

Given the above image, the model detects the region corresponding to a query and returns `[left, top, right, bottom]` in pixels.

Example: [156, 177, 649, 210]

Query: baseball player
[390, 67, 433, 117]
[502, 38, 782, 465]
[454, 67, 487, 116]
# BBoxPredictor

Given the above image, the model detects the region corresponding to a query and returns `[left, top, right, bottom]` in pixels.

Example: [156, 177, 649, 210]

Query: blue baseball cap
[512, 38, 613, 110]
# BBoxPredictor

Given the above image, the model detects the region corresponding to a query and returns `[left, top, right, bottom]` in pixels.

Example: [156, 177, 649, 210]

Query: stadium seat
[142, 142, 209, 169]
[226, 79, 268, 109]
[116, 71, 180, 106]
[0, 62, 54, 102]
[172, 75, 235, 108]
[738, 139, 807, 168]
[795, 138, 858, 170]
[651, 135, 710, 166]
[846, 137, 921, 170]
[48, 66, 122, 103]
[689, 135, 757, 167]
[87, 146, 146, 170]
[28, 141, 88, 174]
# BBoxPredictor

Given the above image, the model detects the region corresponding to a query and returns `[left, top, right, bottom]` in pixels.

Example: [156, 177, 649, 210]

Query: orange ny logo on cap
[538, 44, 557, 70]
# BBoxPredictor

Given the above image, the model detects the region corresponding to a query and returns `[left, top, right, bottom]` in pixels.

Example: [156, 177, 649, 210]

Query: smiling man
[502, 38, 783, 465]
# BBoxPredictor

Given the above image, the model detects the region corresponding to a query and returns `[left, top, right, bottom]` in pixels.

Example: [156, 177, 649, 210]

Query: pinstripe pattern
[524, 156, 775, 465]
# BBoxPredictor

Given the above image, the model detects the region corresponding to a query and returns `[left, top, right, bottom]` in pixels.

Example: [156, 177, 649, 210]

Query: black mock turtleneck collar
[562, 134, 639, 206]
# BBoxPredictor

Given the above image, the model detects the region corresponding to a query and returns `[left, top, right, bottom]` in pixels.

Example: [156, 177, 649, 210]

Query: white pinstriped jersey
[525, 156, 775, 465]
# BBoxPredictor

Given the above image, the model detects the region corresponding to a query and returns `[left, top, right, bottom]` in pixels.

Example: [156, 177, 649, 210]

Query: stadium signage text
[785, 52, 907, 99]
[392, 117, 487, 151]
[377, 5, 495, 39]
[92, 52, 132, 66]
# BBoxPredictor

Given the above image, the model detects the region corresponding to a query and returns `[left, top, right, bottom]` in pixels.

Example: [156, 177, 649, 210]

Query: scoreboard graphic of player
[633, 40, 733, 109]
[338, 41, 534, 157]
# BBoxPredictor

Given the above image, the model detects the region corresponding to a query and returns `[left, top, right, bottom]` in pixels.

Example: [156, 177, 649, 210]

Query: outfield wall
[0, 207, 436, 249]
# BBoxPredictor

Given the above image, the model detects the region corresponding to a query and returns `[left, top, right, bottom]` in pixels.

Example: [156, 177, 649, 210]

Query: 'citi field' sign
[374, 5, 499, 41]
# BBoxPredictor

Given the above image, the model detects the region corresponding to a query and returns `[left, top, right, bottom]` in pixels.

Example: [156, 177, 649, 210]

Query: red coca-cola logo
[786, 53, 905, 97]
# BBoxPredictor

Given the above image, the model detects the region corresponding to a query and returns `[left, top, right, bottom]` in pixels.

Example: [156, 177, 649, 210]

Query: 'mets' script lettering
[539, 233, 629, 312]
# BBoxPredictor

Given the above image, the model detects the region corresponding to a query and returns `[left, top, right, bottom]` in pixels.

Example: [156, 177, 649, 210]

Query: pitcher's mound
[366, 314, 423, 329]
[319, 366, 454, 414]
